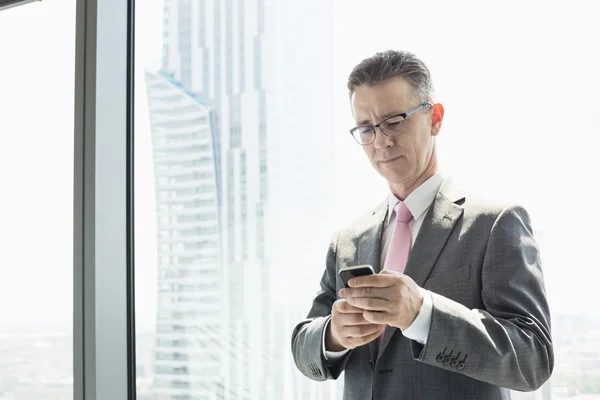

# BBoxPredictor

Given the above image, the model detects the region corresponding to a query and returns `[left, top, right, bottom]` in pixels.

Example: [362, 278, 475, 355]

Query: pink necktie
[384, 202, 413, 273]
[378, 202, 413, 348]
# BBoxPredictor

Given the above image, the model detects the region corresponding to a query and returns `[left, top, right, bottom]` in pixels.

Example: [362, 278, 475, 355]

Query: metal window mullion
[74, 0, 135, 399]
[0, 0, 40, 12]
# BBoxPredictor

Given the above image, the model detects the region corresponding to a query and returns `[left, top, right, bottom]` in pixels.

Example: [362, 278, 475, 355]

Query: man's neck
[389, 161, 439, 201]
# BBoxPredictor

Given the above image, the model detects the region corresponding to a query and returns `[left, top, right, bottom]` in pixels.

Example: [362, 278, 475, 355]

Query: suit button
[436, 354, 445, 362]
[457, 363, 465, 370]
[451, 359, 459, 367]
[444, 357, 451, 365]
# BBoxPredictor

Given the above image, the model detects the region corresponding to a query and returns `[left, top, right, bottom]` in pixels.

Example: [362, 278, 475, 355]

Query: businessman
[291, 50, 553, 399]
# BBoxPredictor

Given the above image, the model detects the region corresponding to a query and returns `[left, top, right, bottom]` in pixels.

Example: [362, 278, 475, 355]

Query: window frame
[73, 0, 136, 398]
[0, 0, 40, 12]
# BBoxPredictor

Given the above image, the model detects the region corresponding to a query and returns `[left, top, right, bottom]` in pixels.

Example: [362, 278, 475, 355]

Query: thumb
[379, 269, 403, 277]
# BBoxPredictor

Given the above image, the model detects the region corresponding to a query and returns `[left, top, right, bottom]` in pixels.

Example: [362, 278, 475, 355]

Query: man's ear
[431, 103, 444, 136]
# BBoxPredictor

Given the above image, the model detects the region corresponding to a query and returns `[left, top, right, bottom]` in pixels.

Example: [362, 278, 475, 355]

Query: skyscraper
[148, 0, 337, 399]
[145, 69, 225, 399]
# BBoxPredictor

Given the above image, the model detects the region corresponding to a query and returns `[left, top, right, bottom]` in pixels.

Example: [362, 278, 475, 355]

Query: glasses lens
[353, 126, 374, 144]
[381, 115, 406, 136]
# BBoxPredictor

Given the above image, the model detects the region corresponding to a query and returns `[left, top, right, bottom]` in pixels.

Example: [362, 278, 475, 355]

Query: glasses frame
[349, 102, 433, 145]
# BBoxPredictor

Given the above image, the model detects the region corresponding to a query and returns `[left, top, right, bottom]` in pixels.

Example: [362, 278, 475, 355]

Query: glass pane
[0, 2, 75, 400]
[135, 1, 599, 400]
[135, 0, 339, 398]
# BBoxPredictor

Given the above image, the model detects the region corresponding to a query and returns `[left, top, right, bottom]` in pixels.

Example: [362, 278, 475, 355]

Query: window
[0, 2, 75, 399]
[7, 0, 598, 398]
[135, 1, 599, 400]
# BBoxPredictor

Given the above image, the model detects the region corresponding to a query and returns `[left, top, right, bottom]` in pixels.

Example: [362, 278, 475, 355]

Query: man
[291, 50, 553, 400]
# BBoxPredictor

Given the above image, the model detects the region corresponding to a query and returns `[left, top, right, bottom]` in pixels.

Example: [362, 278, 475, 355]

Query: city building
[145, 69, 225, 399]
[147, 0, 336, 399]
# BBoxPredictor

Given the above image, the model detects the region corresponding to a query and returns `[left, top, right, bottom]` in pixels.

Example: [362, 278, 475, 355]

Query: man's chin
[378, 170, 409, 185]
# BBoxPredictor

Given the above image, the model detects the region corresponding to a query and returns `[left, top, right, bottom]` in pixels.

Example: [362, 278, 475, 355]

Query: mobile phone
[339, 264, 375, 288]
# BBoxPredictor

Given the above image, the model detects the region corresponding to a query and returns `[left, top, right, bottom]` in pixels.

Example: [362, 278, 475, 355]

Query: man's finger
[348, 273, 397, 288]
[346, 327, 385, 347]
[362, 328, 385, 343]
[333, 299, 365, 314]
[337, 312, 374, 326]
[362, 310, 391, 324]
[347, 297, 388, 311]
[378, 269, 399, 275]
[341, 323, 385, 338]
[344, 286, 390, 300]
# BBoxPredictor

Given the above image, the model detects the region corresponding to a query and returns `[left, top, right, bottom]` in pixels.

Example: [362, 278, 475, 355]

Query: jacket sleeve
[291, 231, 353, 381]
[411, 205, 554, 391]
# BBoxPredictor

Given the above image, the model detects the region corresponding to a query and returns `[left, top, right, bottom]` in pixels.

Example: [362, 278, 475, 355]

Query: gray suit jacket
[291, 177, 553, 400]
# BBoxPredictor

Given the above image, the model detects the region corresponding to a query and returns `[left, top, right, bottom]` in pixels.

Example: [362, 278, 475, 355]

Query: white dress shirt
[323, 172, 445, 359]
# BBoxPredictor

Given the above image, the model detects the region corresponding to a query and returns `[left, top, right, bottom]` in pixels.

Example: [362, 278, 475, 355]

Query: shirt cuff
[401, 287, 433, 345]
[322, 317, 350, 360]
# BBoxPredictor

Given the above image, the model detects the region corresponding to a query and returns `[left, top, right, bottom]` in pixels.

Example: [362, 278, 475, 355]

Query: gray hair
[347, 50, 435, 103]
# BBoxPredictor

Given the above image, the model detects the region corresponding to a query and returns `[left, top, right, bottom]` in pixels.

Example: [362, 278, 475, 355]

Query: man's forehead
[351, 99, 412, 124]
[352, 106, 401, 125]
[351, 78, 415, 120]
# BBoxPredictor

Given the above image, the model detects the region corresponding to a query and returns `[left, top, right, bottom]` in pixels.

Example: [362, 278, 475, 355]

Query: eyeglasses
[349, 102, 432, 145]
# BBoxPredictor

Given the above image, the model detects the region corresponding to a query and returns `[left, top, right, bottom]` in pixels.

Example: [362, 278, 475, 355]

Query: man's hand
[325, 298, 385, 351]
[339, 269, 424, 330]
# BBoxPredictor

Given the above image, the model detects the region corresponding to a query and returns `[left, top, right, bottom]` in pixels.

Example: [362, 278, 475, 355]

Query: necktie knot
[394, 202, 413, 224]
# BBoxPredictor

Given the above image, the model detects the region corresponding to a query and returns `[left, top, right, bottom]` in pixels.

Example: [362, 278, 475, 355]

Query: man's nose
[373, 126, 393, 149]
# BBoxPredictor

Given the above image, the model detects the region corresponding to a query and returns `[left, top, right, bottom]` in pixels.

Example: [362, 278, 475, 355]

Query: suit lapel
[378, 178, 465, 357]
[403, 191, 464, 287]
[356, 200, 388, 272]
[356, 200, 388, 364]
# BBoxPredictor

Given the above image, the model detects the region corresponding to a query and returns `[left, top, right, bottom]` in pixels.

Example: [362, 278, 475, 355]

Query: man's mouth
[380, 156, 402, 164]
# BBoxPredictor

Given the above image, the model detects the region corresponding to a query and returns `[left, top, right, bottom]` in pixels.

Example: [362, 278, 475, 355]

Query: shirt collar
[387, 172, 445, 224]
